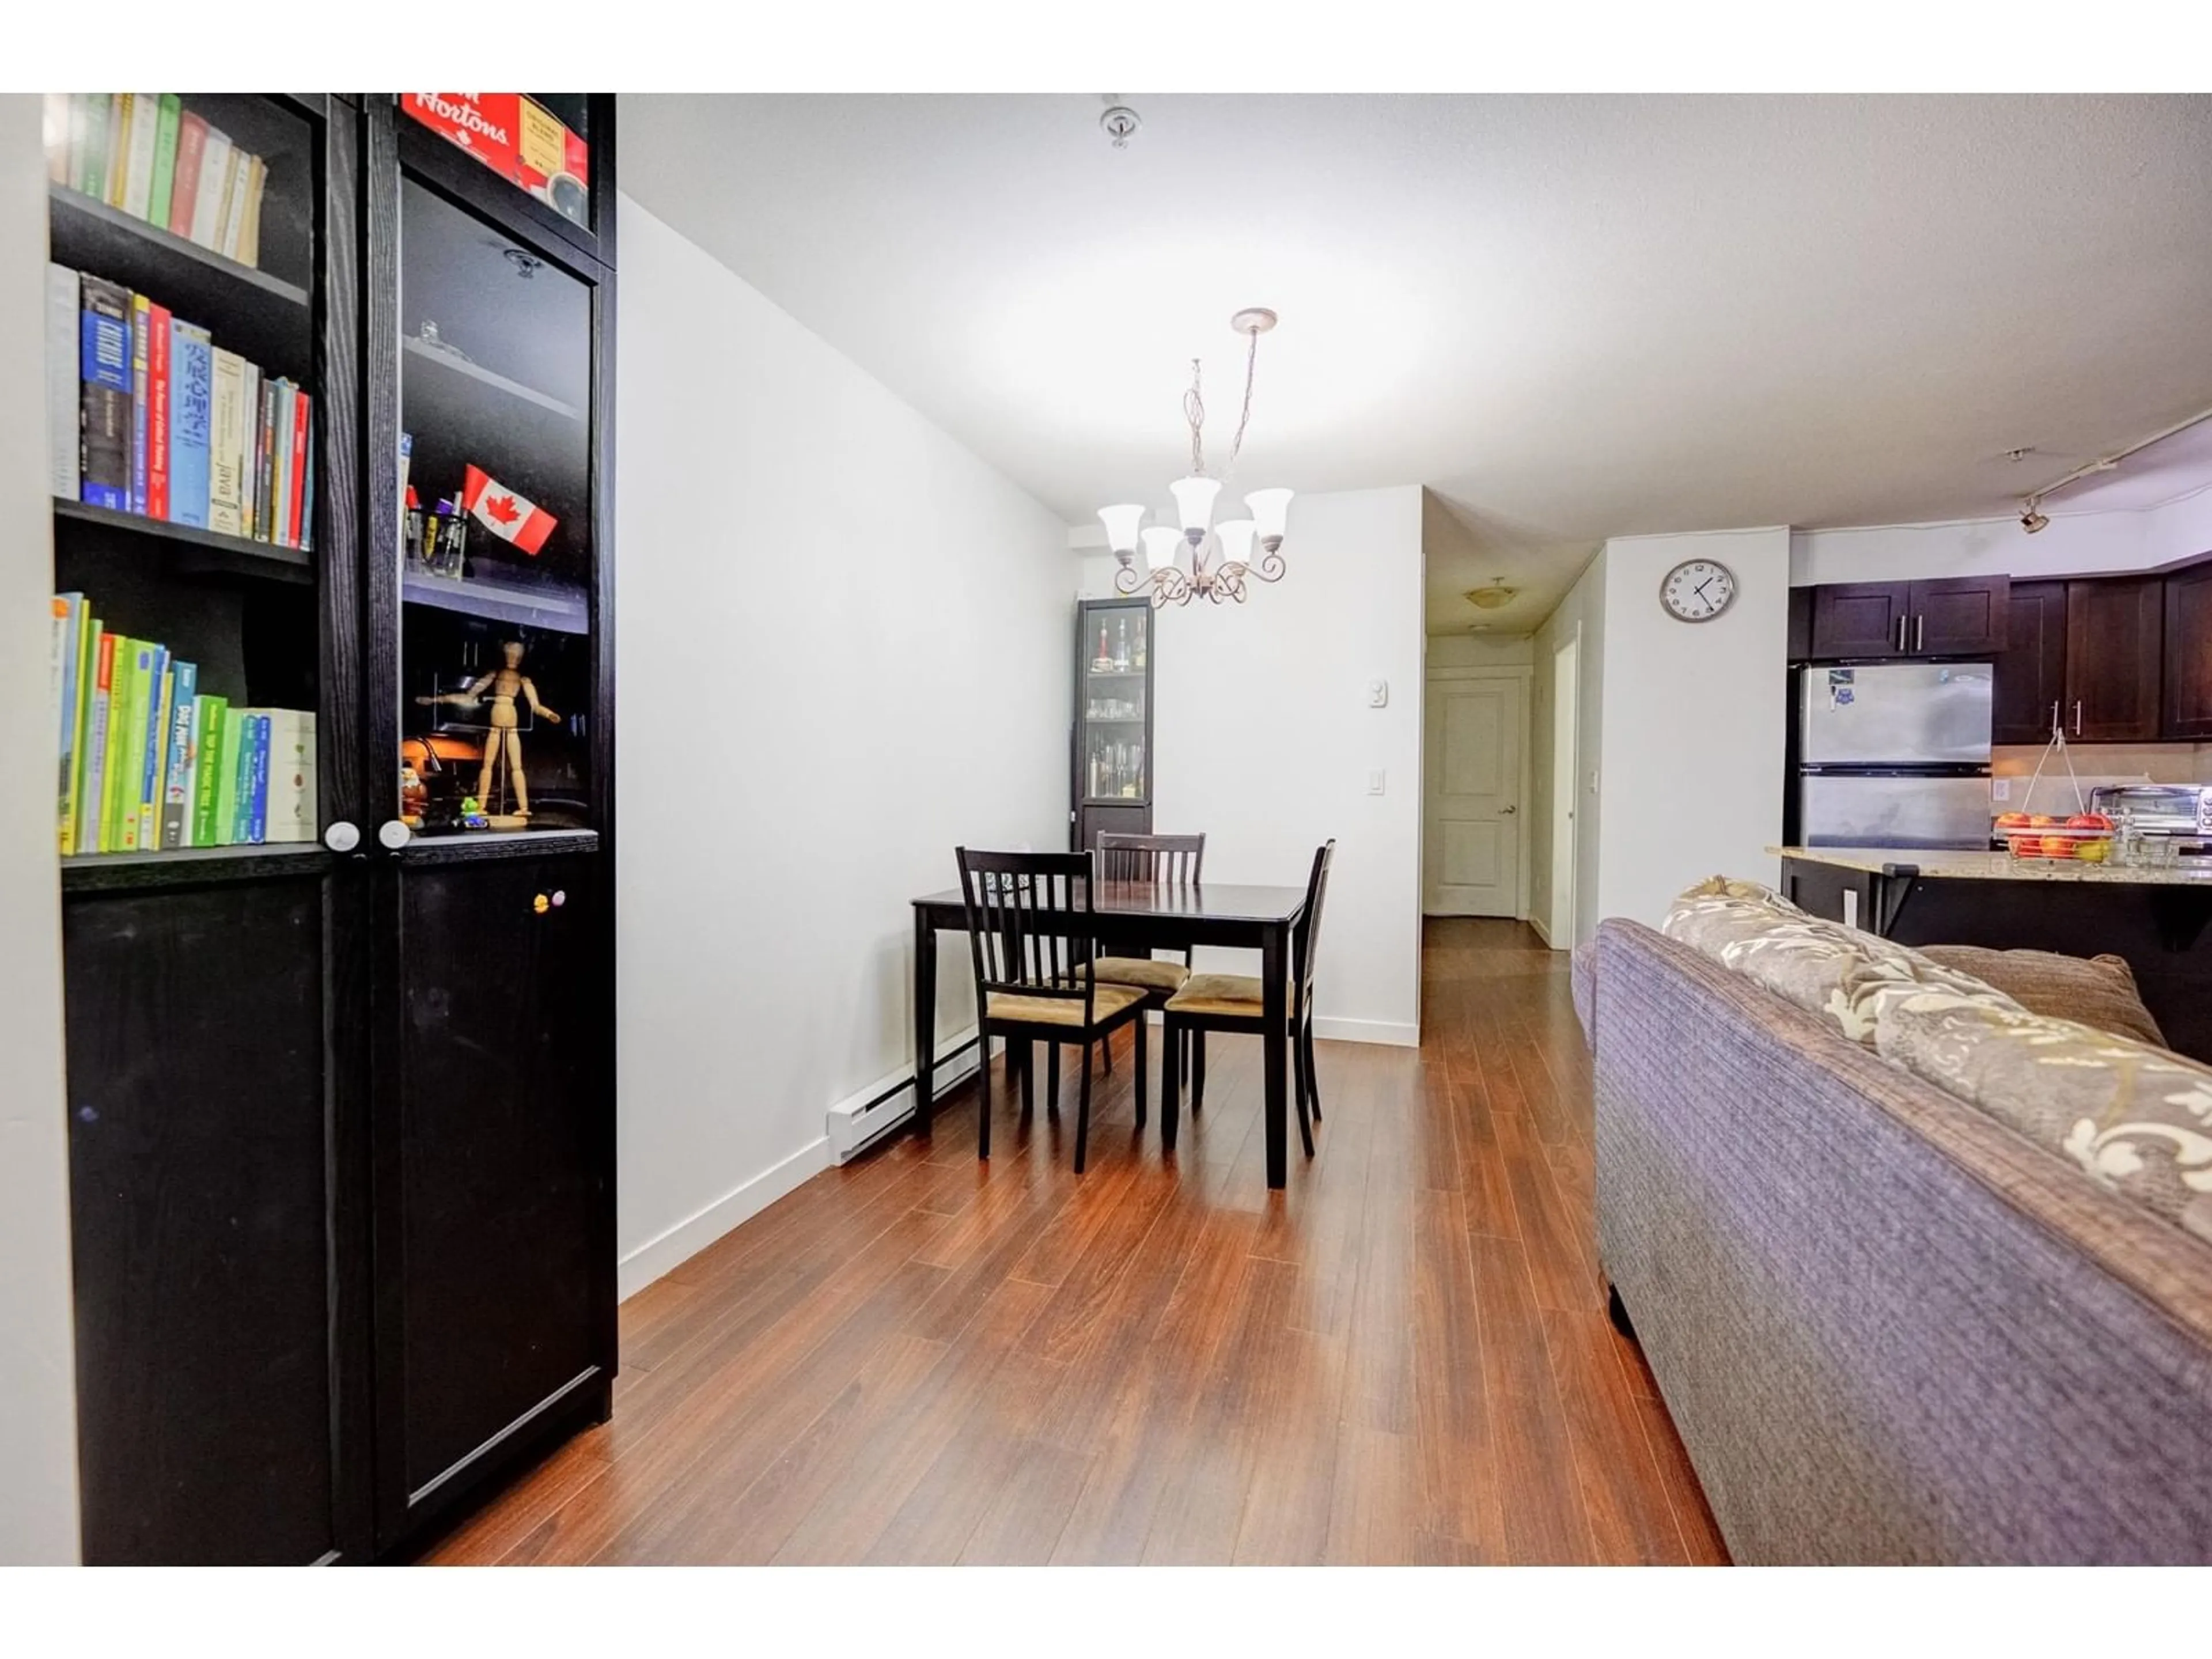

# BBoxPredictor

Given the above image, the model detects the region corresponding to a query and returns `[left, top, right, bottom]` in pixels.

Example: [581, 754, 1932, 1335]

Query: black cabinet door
[373, 848, 610, 1548]
[63, 867, 371, 1565]
[2066, 577, 2165, 743]
[1808, 582, 1910, 658]
[1993, 580, 2067, 745]
[2163, 560, 2212, 739]
[1908, 576, 2010, 655]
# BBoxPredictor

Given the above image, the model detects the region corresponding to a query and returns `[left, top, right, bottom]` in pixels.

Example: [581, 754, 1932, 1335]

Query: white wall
[1080, 484, 1428, 1046]
[1530, 550, 1607, 947]
[615, 195, 1071, 1297]
[1790, 484, 2212, 586]
[0, 93, 80, 1564]
[1593, 528, 1790, 931]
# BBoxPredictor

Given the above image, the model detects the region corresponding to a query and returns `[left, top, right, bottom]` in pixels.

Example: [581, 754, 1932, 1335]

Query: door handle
[1499, 804, 1517, 815]
[2073, 700, 2084, 736]
[1914, 615, 1925, 652]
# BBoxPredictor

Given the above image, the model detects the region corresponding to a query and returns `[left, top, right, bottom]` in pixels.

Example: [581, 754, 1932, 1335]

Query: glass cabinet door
[394, 175, 596, 835]
[399, 94, 599, 252]
[1081, 604, 1150, 801]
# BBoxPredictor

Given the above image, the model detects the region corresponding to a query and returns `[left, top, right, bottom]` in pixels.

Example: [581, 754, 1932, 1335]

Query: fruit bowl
[1997, 812, 2115, 862]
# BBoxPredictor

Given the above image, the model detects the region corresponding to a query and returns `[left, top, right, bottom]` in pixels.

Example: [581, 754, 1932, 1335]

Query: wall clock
[1660, 558, 1737, 623]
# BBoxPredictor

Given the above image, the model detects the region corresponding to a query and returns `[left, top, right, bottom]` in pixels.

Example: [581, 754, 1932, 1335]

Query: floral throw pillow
[1661, 878, 2020, 1044]
[1877, 990, 2212, 1245]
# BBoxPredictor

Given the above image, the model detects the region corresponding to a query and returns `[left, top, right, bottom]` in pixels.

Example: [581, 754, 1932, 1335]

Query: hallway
[425, 919, 1725, 1565]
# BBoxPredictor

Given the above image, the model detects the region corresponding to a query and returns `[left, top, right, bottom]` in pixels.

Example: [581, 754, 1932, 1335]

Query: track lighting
[2021, 505, 2050, 534]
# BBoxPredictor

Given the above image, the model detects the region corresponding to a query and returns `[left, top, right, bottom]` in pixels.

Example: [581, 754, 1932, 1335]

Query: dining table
[911, 878, 1312, 1188]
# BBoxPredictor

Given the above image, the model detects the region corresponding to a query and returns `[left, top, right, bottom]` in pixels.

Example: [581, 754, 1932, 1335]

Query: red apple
[1995, 812, 2032, 830]
[2067, 813, 2114, 831]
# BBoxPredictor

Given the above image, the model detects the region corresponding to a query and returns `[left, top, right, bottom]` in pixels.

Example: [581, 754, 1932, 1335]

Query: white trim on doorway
[1545, 632, 1581, 949]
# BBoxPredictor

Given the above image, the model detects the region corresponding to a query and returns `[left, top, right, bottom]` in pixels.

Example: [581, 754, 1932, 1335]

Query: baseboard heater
[825, 1029, 986, 1164]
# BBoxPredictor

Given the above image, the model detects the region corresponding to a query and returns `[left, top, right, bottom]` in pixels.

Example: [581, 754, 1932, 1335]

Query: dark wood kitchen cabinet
[47, 94, 616, 1565]
[2065, 576, 2164, 743]
[1991, 579, 2069, 745]
[2164, 559, 2212, 740]
[1806, 576, 2009, 659]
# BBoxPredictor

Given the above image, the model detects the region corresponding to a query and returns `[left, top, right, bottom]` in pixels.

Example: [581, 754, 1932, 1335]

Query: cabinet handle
[377, 819, 412, 851]
[322, 820, 361, 854]
[2049, 701, 2059, 737]
[1914, 615, 1925, 652]
[1895, 615, 1907, 651]
[2073, 700, 2084, 736]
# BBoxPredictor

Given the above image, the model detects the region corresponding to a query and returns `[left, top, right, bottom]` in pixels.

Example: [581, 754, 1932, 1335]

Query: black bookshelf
[48, 92, 618, 1569]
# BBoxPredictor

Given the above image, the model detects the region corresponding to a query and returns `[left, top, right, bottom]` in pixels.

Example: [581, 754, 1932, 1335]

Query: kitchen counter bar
[1769, 846, 2212, 887]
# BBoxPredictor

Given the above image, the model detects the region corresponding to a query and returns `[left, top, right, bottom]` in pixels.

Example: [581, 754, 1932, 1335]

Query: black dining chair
[1160, 839, 1334, 1157]
[955, 847, 1149, 1173]
[1090, 831, 1206, 1082]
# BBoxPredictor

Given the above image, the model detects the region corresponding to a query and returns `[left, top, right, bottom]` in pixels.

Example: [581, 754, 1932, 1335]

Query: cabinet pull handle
[2049, 701, 2059, 737]
[1915, 615, 1925, 652]
[2073, 700, 2084, 736]
[1895, 615, 1907, 651]
[322, 820, 361, 854]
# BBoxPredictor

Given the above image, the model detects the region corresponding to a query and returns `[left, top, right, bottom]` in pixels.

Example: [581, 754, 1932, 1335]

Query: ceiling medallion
[1099, 309, 1295, 608]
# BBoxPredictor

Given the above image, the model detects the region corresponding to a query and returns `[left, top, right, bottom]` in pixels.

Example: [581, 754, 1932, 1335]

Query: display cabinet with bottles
[39, 92, 615, 1566]
[1073, 597, 1156, 852]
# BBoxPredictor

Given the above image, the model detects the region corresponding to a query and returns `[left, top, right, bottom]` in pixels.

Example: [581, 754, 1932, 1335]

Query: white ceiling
[620, 94, 2212, 633]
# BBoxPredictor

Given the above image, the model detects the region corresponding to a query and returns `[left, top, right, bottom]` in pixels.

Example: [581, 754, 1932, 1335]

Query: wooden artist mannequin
[416, 639, 558, 820]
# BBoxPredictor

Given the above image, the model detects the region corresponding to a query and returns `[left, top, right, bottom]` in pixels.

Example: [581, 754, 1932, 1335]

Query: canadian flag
[461, 464, 558, 555]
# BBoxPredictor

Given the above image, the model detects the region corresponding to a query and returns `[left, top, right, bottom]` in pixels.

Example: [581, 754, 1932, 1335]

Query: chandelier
[1100, 308, 1294, 607]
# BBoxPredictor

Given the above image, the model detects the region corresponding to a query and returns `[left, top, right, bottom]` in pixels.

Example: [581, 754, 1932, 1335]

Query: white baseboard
[1312, 1016, 1419, 1048]
[1529, 912, 1555, 948]
[617, 1135, 831, 1302]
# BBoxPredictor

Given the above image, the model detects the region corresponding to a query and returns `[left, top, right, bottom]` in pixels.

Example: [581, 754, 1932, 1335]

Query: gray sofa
[1580, 918, 2212, 1565]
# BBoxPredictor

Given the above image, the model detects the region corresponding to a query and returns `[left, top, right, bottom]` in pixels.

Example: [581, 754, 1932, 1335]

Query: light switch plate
[1366, 678, 1389, 708]
[1368, 770, 1387, 796]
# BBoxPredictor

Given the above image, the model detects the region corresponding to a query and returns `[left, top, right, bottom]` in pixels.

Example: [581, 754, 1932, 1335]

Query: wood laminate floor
[425, 919, 1727, 1566]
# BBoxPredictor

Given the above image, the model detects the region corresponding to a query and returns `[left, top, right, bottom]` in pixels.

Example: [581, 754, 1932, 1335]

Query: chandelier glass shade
[1105, 309, 1294, 608]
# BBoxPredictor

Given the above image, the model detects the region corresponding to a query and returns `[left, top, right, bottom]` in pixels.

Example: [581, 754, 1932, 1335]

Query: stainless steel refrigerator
[1796, 662, 1994, 849]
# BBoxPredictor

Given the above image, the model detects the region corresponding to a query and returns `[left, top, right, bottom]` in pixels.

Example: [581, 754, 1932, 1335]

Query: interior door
[1425, 676, 1523, 916]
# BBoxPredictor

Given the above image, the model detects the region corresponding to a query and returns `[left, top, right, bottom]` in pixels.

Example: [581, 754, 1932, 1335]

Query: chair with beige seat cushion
[1092, 831, 1207, 1082]
[1161, 839, 1334, 1158]
[957, 846, 1149, 1173]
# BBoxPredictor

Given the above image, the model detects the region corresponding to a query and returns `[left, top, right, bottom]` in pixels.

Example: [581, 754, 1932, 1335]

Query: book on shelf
[46, 94, 273, 271]
[77, 275, 132, 511]
[50, 258, 311, 551]
[50, 591, 316, 857]
[45, 264, 78, 501]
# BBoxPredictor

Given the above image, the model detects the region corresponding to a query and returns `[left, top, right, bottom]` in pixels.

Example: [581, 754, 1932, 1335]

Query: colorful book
[168, 319, 213, 528]
[209, 349, 247, 535]
[128, 293, 151, 514]
[218, 152, 251, 261]
[268, 380, 295, 546]
[190, 694, 230, 847]
[45, 263, 78, 501]
[78, 275, 133, 510]
[188, 127, 232, 250]
[105, 639, 144, 851]
[120, 93, 160, 220]
[68, 608, 100, 855]
[82, 631, 117, 854]
[136, 647, 172, 851]
[167, 112, 209, 238]
[74, 94, 108, 198]
[160, 661, 197, 849]
[223, 706, 255, 844]
[103, 94, 130, 207]
[145, 298, 172, 520]
[240, 362, 262, 538]
[146, 95, 182, 229]
[287, 391, 311, 549]
[299, 441, 316, 554]
[244, 710, 315, 844]
[237, 155, 266, 268]
[244, 714, 271, 844]
[52, 598, 76, 852]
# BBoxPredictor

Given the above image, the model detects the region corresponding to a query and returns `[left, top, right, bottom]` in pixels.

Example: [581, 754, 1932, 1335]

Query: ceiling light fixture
[1464, 577, 1517, 610]
[2015, 403, 2212, 533]
[1100, 309, 1295, 608]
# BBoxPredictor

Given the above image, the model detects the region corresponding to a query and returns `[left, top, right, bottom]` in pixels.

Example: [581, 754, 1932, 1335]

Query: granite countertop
[1770, 846, 2212, 886]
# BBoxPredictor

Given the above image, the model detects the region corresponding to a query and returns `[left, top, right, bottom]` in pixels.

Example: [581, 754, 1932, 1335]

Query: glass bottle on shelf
[1115, 618, 1129, 671]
